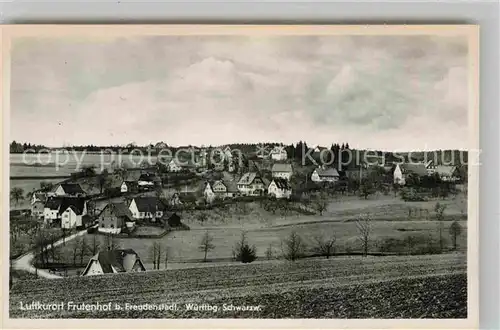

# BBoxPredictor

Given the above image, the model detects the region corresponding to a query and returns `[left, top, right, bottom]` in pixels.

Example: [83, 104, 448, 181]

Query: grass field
[9, 253, 466, 318]
[52, 193, 467, 270]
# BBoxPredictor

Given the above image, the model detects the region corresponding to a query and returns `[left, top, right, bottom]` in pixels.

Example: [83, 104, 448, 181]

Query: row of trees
[196, 207, 463, 263]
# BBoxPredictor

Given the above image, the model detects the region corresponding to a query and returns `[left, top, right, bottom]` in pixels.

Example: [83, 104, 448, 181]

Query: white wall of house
[311, 170, 321, 182]
[272, 171, 292, 180]
[61, 207, 82, 229]
[129, 199, 163, 220]
[167, 160, 182, 172]
[82, 260, 104, 276]
[393, 164, 405, 185]
[54, 185, 66, 196]
[271, 151, 287, 161]
[120, 182, 128, 193]
[44, 208, 60, 224]
[268, 181, 291, 199]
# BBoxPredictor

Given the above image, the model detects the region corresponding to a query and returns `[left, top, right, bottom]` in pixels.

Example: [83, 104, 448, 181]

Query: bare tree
[150, 243, 158, 270]
[314, 233, 336, 259]
[156, 243, 162, 269]
[197, 212, 209, 224]
[265, 244, 273, 260]
[435, 202, 447, 252]
[449, 221, 463, 251]
[72, 238, 80, 266]
[281, 231, 306, 261]
[356, 214, 372, 257]
[79, 237, 88, 265]
[164, 246, 170, 270]
[199, 231, 215, 262]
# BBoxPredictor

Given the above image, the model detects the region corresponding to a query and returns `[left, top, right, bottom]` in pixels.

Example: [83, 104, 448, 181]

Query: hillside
[10, 253, 466, 318]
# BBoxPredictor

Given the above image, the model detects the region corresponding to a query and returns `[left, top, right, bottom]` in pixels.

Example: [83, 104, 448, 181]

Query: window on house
[111, 224, 114, 228]
[140, 212, 144, 217]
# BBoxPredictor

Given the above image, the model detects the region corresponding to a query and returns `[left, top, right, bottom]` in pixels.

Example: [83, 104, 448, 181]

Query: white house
[237, 172, 267, 196]
[203, 182, 216, 204]
[393, 164, 405, 185]
[270, 146, 288, 161]
[120, 180, 138, 193]
[167, 159, 182, 172]
[61, 205, 84, 229]
[81, 249, 146, 276]
[268, 178, 292, 199]
[137, 173, 157, 190]
[271, 163, 293, 181]
[44, 197, 88, 228]
[311, 167, 340, 183]
[393, 163, 429, 185]
[128, 197, 165, 221]
[211, 180, 239, 199]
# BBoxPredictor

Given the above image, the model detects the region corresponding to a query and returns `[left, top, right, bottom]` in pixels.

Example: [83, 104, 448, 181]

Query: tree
[80, 165, 97, 177]
[359, 179, 376, 200]
[356, 214, 372, 257]
[265, 244, 273, 260]
[104, 233, 120, 251]
[10, 187, 24, 206]
[449, 221, 462, 251]
[40, 181, 54, 192]
[233, 232, 257, 263]
[72, 238, 80, 266]
[197, 212, 209, 224]
[434, 202, 447, 252]
[281, 231, 306, 261]
[199, 231, 215, 262]
[314, 233, 336, 258]
[98, 169, 110, 194]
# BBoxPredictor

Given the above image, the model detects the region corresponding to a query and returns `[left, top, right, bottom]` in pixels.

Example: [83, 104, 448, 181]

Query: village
[10, 142, 466, 278]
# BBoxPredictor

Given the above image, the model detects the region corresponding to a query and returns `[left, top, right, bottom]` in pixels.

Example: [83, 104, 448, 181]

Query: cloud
[10, 35, 470, 150]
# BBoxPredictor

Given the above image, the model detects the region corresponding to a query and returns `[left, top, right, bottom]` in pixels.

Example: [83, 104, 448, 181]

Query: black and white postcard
[2, 25, 479, 329]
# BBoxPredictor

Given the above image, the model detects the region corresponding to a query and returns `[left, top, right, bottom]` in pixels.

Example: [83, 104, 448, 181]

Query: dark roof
[271, 163, 293, 173]
[138, 173, 159, 182]
[271, 178, 291, 190]
[44, 197, 63, 210]
[238, 172, 264, 185]
[132, 197, 165, 212]
[91, 249, 143, 273]
[59, 183, 85, 195]
[100, 202, 134, 221]
[315, 167, 340, 177]
[59, 197, 86, 215]
[401, 163, 428, 176]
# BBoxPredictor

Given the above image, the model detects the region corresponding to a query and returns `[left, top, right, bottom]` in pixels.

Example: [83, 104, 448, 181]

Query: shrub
[233, 232, 257, 263]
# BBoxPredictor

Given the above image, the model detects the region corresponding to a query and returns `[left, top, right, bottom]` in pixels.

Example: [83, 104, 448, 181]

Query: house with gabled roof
[432, 165, 460, 182]
[268, 178, 292, 199]
[167, 159, 183, 172]
[271, 163, 293, 181]
[270, 146, 288, 161]
[128, 197, 165, 221]
[59, 197, 87, 229]
[54, 183, 85, 197]
[98, 202, 135, 234]
[81, 249, 146, 276]
[237, 172, 267, 196]
[393, 163, 429, 185]
[137, 172, 160, 190]
[210, 179, 239, 199]
[43, 196, 87, 227]
[311, 166, 340, 183]
[120, 180, 139, 194]
[31, 192, 47, 219]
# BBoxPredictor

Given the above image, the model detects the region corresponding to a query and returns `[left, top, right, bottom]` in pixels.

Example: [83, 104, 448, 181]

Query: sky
[10, 34, 470, 151]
